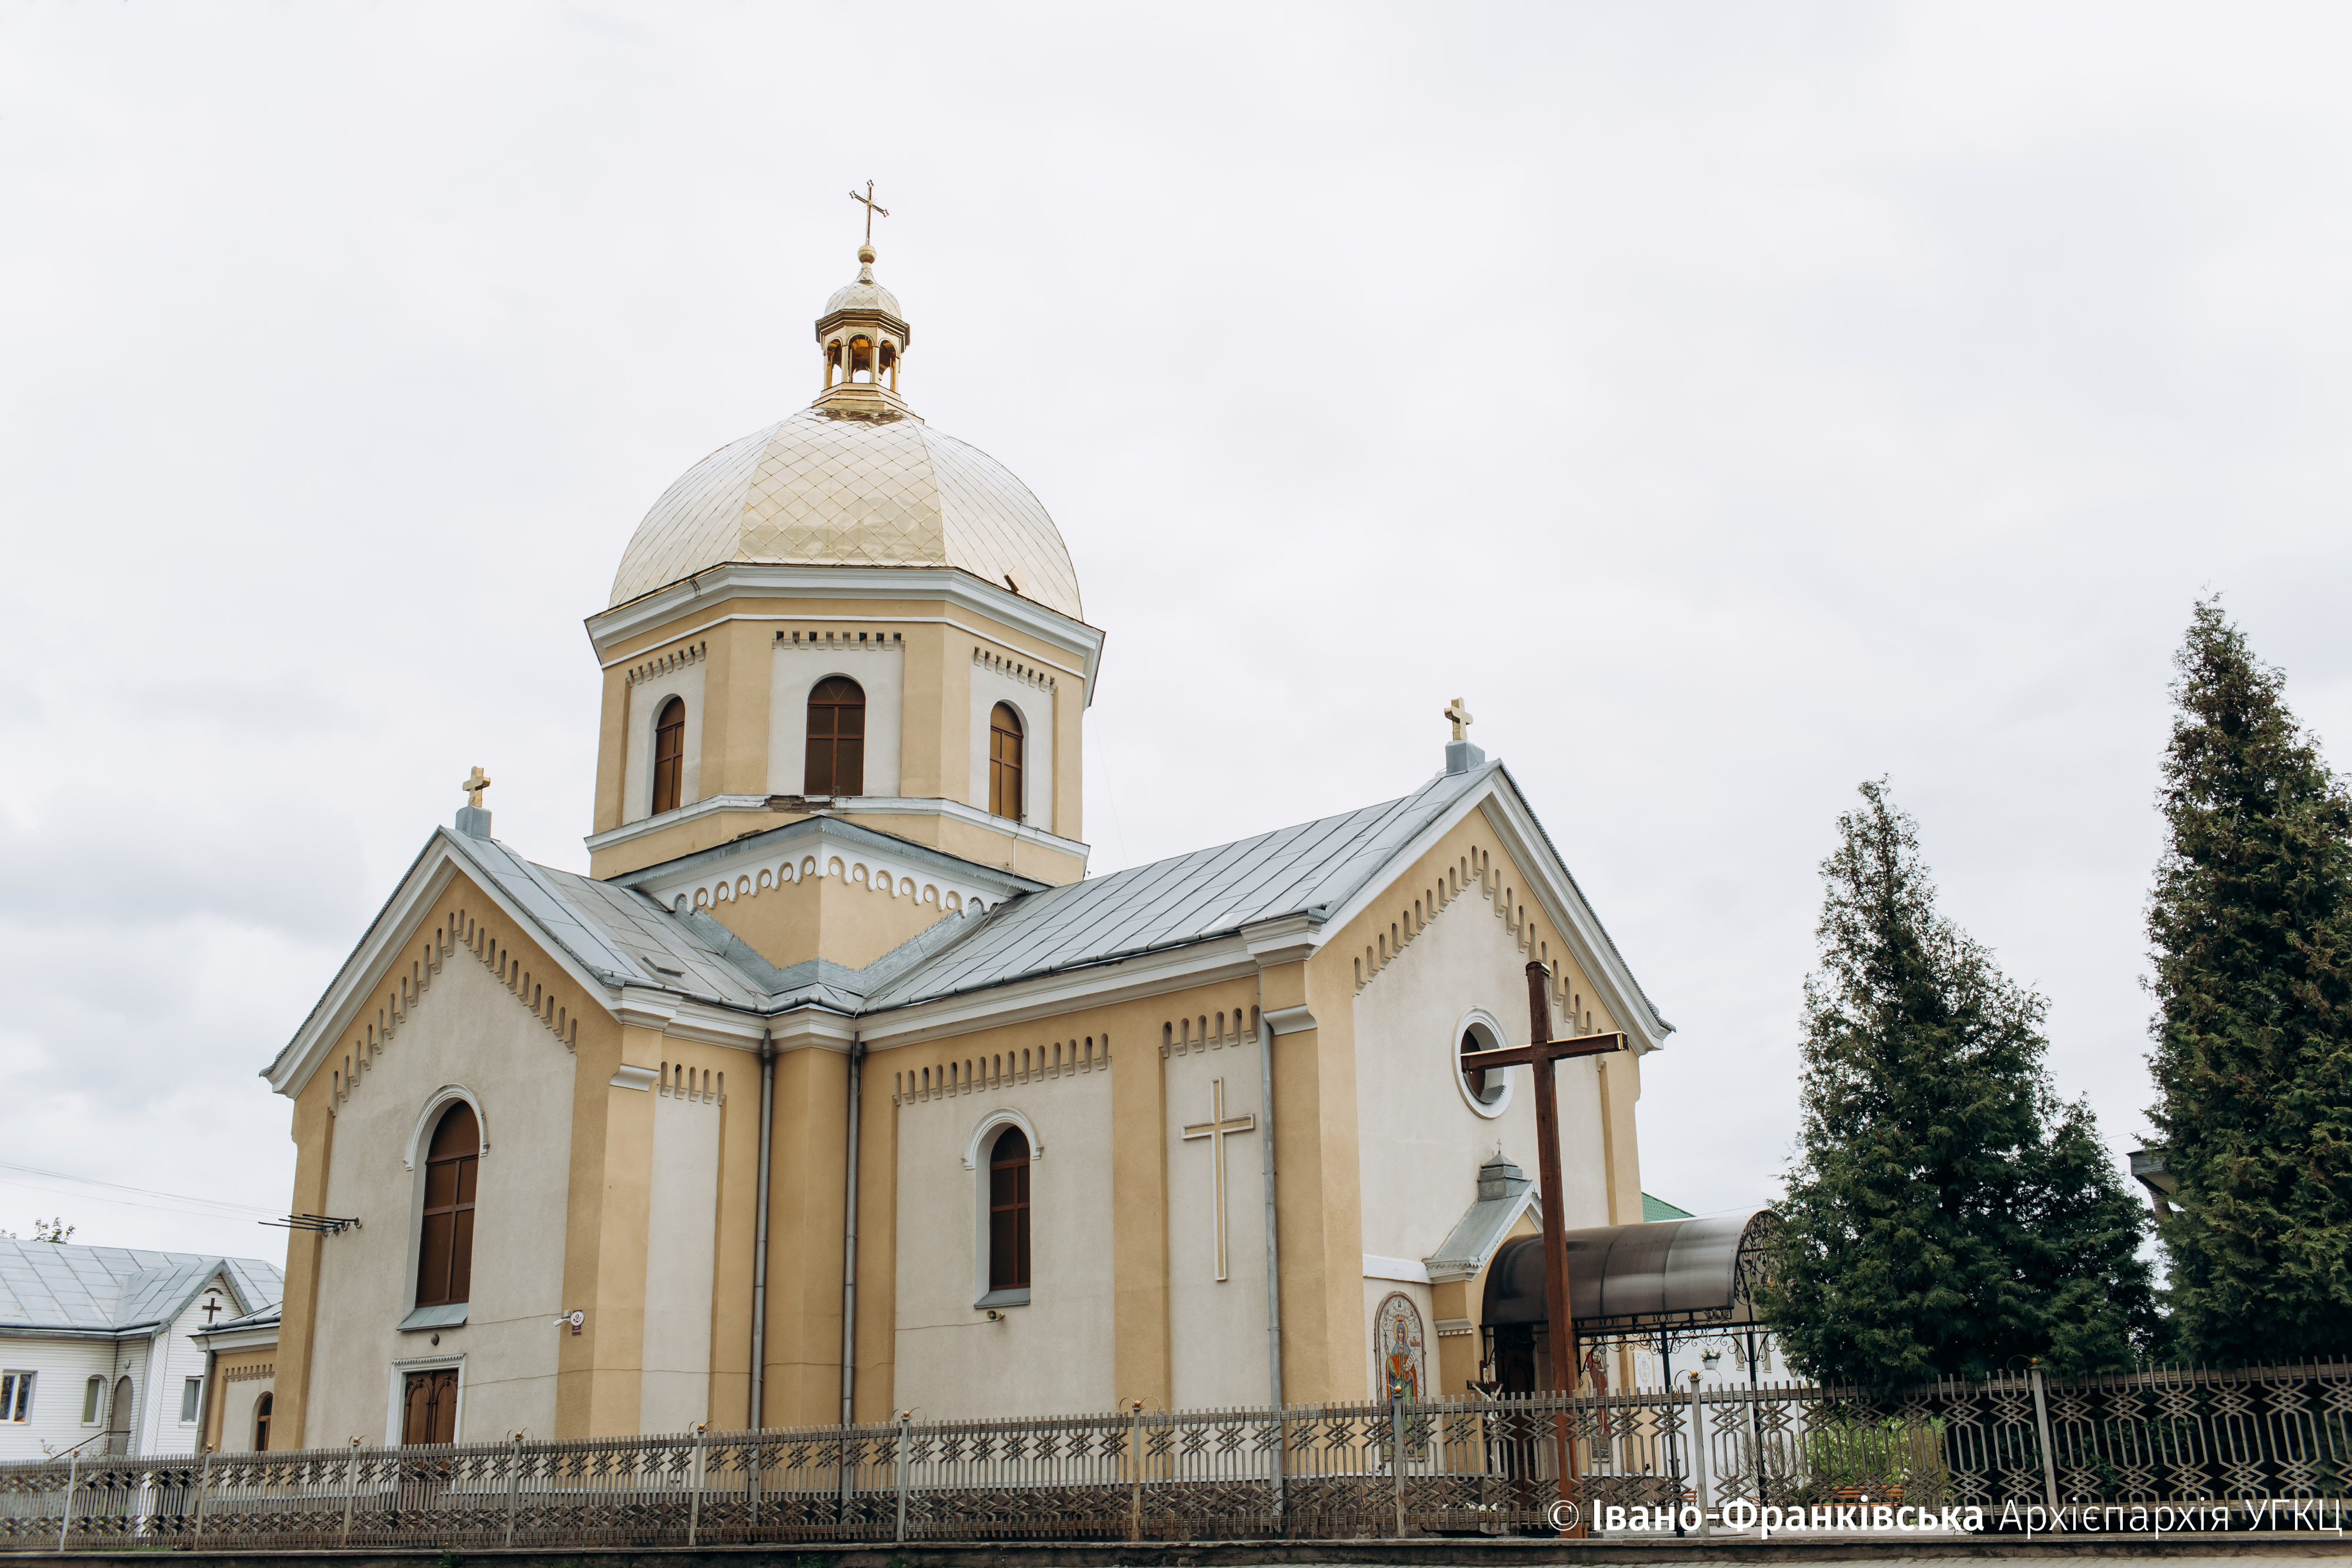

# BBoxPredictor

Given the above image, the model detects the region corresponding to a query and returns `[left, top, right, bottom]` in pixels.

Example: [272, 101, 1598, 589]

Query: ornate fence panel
[2, 1362, 2343, 1549]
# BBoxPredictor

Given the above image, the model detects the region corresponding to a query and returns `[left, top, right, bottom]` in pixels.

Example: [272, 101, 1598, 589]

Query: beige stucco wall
[308, 952, 576, 1445]
[1349, 855, 1616, 1284]
[891, 1062, 1117, 1420]
[586, 586, 1094, 881]
[213, 1366, 276, 1453]
[1161, 1024, 1271, 1409]
[640, 1083, 722, 1433]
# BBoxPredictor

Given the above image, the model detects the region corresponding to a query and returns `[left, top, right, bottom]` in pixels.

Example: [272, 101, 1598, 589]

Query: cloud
[3, 1, 2349, 1242]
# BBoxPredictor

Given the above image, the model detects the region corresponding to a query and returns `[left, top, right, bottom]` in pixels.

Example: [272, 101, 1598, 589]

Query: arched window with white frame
[987, 1124, 1032, 1295]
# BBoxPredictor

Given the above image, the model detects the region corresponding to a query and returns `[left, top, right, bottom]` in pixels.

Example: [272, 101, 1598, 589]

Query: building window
[988, 703, 1024, 820]
[806, 676, 866, 797]
[1460, 1029, 1502, 1106]
[0, 1372, 29, 1423]
[400, 1369, 459, 1446]
[652, 697, 686, 814]
[1455, 1014, 1513, 1118]
[253, 1391, 272, 1452]
[987, 1125, 1031, 1293]
[82, 1376, 102, 1425]
[415, 1101, 480, 1308]
[180, 1377, 202, 1423]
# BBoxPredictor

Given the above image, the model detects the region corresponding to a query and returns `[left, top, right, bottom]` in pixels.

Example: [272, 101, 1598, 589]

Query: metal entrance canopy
[1482, 1208, 1776, 1341]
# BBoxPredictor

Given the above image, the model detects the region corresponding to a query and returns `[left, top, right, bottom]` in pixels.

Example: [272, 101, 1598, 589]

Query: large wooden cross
[1458, 961, 1626, 1533]
[1180, 1077, 1256, 1282]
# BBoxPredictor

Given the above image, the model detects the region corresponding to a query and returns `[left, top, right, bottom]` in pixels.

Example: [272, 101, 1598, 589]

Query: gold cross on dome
[460, 767, 492, 808]
[1444, 697, 1475, 743]
[1181, 1077, 1258, 1282]
[848, 180, 890, 245]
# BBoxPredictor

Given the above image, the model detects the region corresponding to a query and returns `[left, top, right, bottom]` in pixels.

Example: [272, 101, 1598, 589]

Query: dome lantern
[816, 244, 913, 416]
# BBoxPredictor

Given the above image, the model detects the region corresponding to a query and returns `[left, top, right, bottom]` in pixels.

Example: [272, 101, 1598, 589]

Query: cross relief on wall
[1181, 1077, 1257, 1282]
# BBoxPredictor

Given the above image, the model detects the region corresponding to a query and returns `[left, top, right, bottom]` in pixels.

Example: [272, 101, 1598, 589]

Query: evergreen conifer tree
[1766, 781, 2157, 1393]
[2146, 600, 2352, 1362]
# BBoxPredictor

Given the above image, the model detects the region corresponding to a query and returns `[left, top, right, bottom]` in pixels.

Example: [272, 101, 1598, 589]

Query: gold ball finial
[857, 243, 876, 264]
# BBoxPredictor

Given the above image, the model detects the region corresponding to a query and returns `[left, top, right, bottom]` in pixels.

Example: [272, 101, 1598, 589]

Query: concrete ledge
[5, 1537, 2348, 1567]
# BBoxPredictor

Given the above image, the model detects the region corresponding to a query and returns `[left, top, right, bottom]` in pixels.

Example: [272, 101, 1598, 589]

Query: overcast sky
[4, 4, 2348, 1263]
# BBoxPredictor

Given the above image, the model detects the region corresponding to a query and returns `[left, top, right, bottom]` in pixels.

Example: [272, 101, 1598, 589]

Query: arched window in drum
[988, 703, 1023, 820]
[652, 697, 686, 814]
[806, 677, 866, 797]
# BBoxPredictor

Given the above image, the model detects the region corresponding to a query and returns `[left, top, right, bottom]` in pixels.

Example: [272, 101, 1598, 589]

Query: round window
[1454, 1013, 1512, 1118]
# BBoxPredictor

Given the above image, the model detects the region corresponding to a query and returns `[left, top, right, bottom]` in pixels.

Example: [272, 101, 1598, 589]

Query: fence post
[1269, 1402, 1289, 1535]
[893, 1409, 911, 1545]
[1390, 1392, 1409, 1539]
[58, 1450, 79, 1554]
[686, 1426, 706, 1548]
[503, 1432, 523, 1548]
[2029, 1361, 2060, 1510]
[1128, 1403, 1145, 1543]
[190, 1448, 213, 1548]
[1687, 1375, 1710, 1537]
[340, 1437, 360, 1548]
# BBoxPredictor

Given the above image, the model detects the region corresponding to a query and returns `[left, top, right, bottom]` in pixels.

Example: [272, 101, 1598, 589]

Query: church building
[259, 233, 1674, 1449]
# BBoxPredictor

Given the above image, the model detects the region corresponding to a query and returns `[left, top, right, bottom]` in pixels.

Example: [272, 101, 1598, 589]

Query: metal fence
[0, 1361, 2343, 1549]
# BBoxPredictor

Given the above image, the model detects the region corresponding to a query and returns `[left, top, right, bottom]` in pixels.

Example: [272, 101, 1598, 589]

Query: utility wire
[0, 1160, 280, 1222]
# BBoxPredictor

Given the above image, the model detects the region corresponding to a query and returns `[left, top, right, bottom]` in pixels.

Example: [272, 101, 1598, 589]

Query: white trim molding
[967, 1108, 1042, 1312]
[403, 1087, 489, 1171]
[584, 563, 1107, 702]
[1452, 1008, 1515, 1120]
[584, 793, 1091, 868]
[963, 1107, 1044, 1172]
[1362, 1255, 1432, 1284]
[383, 1353, 466, 1447]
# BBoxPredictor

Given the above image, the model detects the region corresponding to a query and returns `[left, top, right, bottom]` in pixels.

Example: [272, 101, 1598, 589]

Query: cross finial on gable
[1444, 698, 1474, 744]
[461, 767, 492, 809]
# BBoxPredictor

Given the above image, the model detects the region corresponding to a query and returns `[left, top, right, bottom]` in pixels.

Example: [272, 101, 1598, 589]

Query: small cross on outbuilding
[201, 1295, 223, 1325]
[1444, 698, 1474, 743]
[461, 767, 492, 808]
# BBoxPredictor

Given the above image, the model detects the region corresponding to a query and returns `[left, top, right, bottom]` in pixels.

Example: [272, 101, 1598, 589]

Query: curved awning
[1481, 1209, 1776, 1338]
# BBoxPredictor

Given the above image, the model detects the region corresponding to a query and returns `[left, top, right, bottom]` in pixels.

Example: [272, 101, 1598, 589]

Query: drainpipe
[1257, 1006, 1283, 1409]
[196, 1345, 219, 1454]
[840, 1035, 863, 1426]
[750, 1030, 776, 1430]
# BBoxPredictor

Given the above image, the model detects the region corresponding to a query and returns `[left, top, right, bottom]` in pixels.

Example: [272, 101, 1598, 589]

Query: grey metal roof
[0, 1240, 281, 1337]
[1425, 1155, 1541, 1283]
[863, 765, 1494, 1009]
[275, 752, 1669, 1094]
[195, 1303, 281, 1338]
